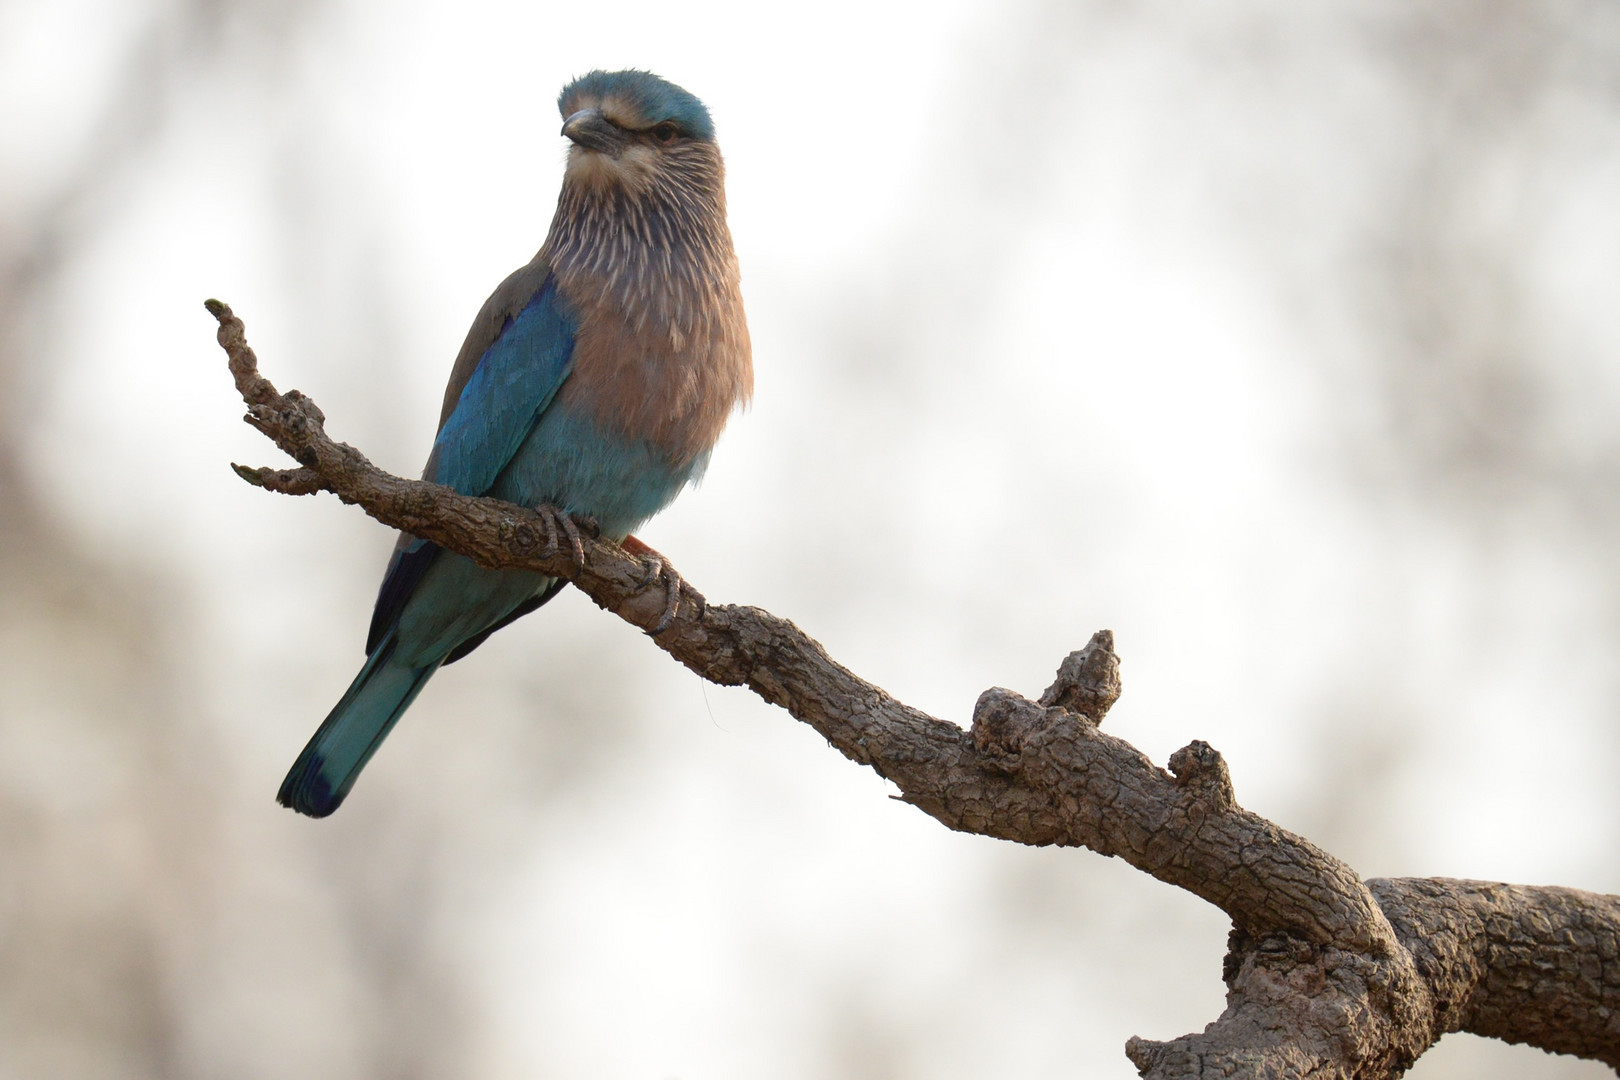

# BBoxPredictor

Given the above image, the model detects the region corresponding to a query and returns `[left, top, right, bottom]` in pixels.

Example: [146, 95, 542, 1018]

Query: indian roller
[278, 70, 752, 817]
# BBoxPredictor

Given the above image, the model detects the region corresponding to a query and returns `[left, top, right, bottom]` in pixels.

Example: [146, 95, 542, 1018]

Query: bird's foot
[533, 504, 592, 574]
[621, 535, 699, 636]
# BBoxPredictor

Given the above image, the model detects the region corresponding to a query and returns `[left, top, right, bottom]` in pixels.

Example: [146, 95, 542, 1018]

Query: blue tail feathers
[278, 635, 441, 818]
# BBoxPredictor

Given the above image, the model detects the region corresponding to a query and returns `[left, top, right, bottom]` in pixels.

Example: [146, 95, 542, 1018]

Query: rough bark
[206, 299, 1620, 1078]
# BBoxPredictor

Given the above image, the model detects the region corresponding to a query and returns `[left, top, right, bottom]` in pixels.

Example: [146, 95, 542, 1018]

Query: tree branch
[207, 299, 1620, 1078]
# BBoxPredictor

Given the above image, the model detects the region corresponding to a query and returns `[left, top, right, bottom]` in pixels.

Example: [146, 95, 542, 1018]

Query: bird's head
[557, 70, 718, 195]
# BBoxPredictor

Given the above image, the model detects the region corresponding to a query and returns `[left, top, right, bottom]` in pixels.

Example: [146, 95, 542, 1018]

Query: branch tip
[230, 463, 266, 487]
[232, 462, 326, 496]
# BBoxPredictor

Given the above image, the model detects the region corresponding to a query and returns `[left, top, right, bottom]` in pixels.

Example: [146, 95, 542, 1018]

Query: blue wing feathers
[429, 275, 576, 498]
[363, 274, 576, 656]
[367, 538, 437, 655]
[441, 577, 567, 665]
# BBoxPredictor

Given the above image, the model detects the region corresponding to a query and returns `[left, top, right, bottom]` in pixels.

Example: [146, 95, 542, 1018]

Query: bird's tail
[277, 634, 440, 818]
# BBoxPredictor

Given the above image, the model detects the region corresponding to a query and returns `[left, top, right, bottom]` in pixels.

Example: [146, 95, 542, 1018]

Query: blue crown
[559, 69, 715, 141]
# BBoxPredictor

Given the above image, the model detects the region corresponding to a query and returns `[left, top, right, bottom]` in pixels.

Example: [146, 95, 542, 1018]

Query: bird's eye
[651, 122, 680, 143]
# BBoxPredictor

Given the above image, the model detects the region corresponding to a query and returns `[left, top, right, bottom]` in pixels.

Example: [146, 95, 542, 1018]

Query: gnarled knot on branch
[1038, 628, 1122, 721]
[1168, 738, 1235, 808]
[969, 687, 1049, 767]
[972, 629, 1123, 768]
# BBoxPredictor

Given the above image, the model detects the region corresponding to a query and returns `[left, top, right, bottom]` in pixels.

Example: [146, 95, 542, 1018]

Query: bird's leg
[533, 503, 587, 574]
[620, 535, 694, 636]
[538, 506, 560, 559]
[557, 513, 585, 573]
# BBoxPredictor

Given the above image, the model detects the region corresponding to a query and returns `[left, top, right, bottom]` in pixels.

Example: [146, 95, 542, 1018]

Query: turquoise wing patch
[430, 274, 576, 496]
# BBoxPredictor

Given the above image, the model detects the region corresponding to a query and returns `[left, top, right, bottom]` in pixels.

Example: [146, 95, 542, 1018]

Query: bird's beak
[561, 108, 625, 154]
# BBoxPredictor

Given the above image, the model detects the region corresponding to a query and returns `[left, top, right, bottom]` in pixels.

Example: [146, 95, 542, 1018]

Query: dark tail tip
[277, 755, 344, 818]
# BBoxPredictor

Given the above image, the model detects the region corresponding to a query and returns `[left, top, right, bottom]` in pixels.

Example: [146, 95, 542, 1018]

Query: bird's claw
[559, 514, 585, 573]
[534, 504, 587, 574]
[538, 506, 559, 559]
[638, 554, 687, 636]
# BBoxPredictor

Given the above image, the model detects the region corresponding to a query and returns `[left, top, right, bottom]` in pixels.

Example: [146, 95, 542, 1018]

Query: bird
[277, 69, 752, 818]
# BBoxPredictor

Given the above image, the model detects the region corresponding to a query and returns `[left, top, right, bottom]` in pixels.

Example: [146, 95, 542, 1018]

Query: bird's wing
[435, 254, 555, 431]
[427, 259, 575, 496]
[365, 256, 576, 653]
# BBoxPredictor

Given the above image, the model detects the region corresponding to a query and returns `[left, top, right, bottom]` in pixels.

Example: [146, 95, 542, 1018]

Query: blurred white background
[3, 0, 1619, 1076]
